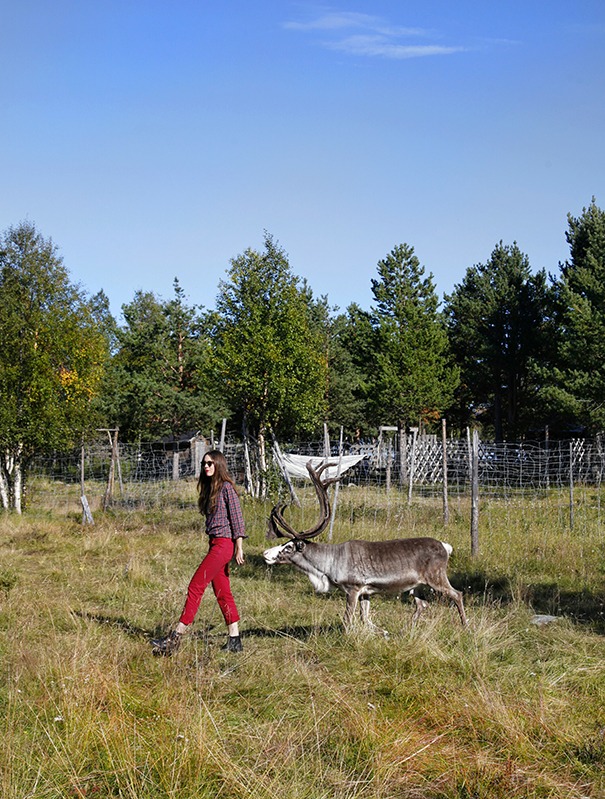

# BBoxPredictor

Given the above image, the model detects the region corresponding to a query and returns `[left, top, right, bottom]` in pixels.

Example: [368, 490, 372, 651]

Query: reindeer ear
[295, 540, 305, 552]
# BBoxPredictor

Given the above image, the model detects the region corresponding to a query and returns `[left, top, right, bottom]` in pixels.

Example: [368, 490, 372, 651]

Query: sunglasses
[202, 460, 214, 468]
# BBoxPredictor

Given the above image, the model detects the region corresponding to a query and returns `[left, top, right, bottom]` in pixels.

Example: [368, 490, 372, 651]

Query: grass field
[1, 481, 605, 798]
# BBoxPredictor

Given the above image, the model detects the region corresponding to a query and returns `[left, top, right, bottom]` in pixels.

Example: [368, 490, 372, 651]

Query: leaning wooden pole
[270, 429, 301, 508]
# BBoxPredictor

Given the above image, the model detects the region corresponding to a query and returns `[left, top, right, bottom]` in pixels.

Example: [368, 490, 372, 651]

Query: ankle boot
[151, 629, 182, 656]
[221, 635, 243, 652]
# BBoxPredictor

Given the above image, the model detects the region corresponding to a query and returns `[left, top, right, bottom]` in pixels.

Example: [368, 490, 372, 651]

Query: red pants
[179, 537, 240, 627]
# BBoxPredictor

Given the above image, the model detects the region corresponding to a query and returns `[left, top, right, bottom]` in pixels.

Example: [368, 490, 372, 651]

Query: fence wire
[22, 435, 604, 517]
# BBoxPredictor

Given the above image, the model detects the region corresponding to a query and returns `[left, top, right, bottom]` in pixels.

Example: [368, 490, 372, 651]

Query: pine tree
[546, 199, 605, 431]
[364, 244, 458, 430]
[444, 242, 550, 440]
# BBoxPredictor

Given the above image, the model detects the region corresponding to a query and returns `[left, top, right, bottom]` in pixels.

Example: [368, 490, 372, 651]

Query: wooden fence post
[328, 426, 344, 541]
[442, 418, 449, 525]
[471, 429, 479, 556]
[570, 441, 574, 530]
[399, 425, 407, 487]
[544, 425, 550, 490]
[193, 438, 206, 478]
[386, 438, 392, 494]
[100, 428, 120, 510]
[407, 427, 418, 506]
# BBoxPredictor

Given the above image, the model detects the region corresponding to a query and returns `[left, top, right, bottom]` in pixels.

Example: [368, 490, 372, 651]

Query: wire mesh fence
[22, 433, 605, 517]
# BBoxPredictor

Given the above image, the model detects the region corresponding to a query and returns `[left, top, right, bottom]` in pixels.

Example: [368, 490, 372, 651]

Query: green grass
[1, 483, 605, 797]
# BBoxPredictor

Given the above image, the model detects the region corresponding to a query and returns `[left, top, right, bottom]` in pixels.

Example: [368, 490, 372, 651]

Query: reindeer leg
[448, 586, 467, 626]
[359, 594, 389, 638]
[438, 579, 466, 626]
[411, 591, 429, 624]
[343, 589, 361, 630]
[426, 574, 467, 627]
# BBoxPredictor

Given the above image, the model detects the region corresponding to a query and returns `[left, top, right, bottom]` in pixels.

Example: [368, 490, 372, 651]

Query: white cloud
[328, 35, 464, 59]
[284, 12, 384, 32]
[284, 10, 462, 60]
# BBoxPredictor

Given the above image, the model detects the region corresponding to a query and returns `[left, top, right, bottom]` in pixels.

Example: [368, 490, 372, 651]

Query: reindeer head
[263, 461, 338, 590]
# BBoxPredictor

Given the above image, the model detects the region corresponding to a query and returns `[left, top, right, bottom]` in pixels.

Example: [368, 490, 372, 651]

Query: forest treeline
[1, 199, 604, 508]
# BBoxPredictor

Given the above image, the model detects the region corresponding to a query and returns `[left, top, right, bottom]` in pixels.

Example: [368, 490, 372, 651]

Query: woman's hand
[234, 538, 245, 565]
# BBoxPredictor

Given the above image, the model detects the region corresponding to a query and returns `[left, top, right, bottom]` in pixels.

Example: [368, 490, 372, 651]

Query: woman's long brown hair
[197, 449, 237, 516]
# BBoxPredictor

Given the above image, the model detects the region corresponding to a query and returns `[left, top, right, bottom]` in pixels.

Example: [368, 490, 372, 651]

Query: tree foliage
[0, 222, 107, 509]
[444, 242, 551, 440]
[544, 199, 605, 431]
[302, 288, 367, 438]
[101, 280, 221, 441]
[349, 244, 458, 430]
[210, 233, 326, 443]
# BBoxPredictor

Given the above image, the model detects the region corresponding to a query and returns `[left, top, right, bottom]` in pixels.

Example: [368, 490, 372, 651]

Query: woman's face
[202, 457, 215, 478]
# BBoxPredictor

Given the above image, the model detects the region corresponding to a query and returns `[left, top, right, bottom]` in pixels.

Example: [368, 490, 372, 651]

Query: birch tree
[0, 222, 107, 511]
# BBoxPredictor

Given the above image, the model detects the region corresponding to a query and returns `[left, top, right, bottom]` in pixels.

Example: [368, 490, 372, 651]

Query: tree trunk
[242, 415, 254, 495]
[493, 384, 503, 443]
[0, 460, 9, 510]
[258, 423, 267, 499]
[2, 445, 24, 513]
[13, 458, 22, 514]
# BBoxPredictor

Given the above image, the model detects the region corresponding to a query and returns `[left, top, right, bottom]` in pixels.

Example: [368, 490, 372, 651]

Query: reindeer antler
[267, 461, 340, 540]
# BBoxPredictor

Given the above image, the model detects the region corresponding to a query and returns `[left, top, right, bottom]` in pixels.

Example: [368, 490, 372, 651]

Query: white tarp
[278, 453, 366, 480]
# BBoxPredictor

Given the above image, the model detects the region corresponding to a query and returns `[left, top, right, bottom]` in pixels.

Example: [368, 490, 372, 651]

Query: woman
[151, 449, 246, 655]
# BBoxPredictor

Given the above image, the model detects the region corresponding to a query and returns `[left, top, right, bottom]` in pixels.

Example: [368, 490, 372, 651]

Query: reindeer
[263, 462, 466, 634]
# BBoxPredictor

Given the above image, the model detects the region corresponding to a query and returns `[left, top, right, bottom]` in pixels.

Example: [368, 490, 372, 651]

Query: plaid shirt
[205, 482, 247, 539]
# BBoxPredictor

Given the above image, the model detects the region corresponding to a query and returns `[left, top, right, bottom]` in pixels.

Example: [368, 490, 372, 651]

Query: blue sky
[1, 1, 604, 319]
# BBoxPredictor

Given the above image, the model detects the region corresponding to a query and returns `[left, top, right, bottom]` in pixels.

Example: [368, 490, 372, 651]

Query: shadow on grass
[241, 623, 343, 641]
[74, 610, 153, 637]
[75, 609, 342, 644]
[451, 568, 605, 632]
